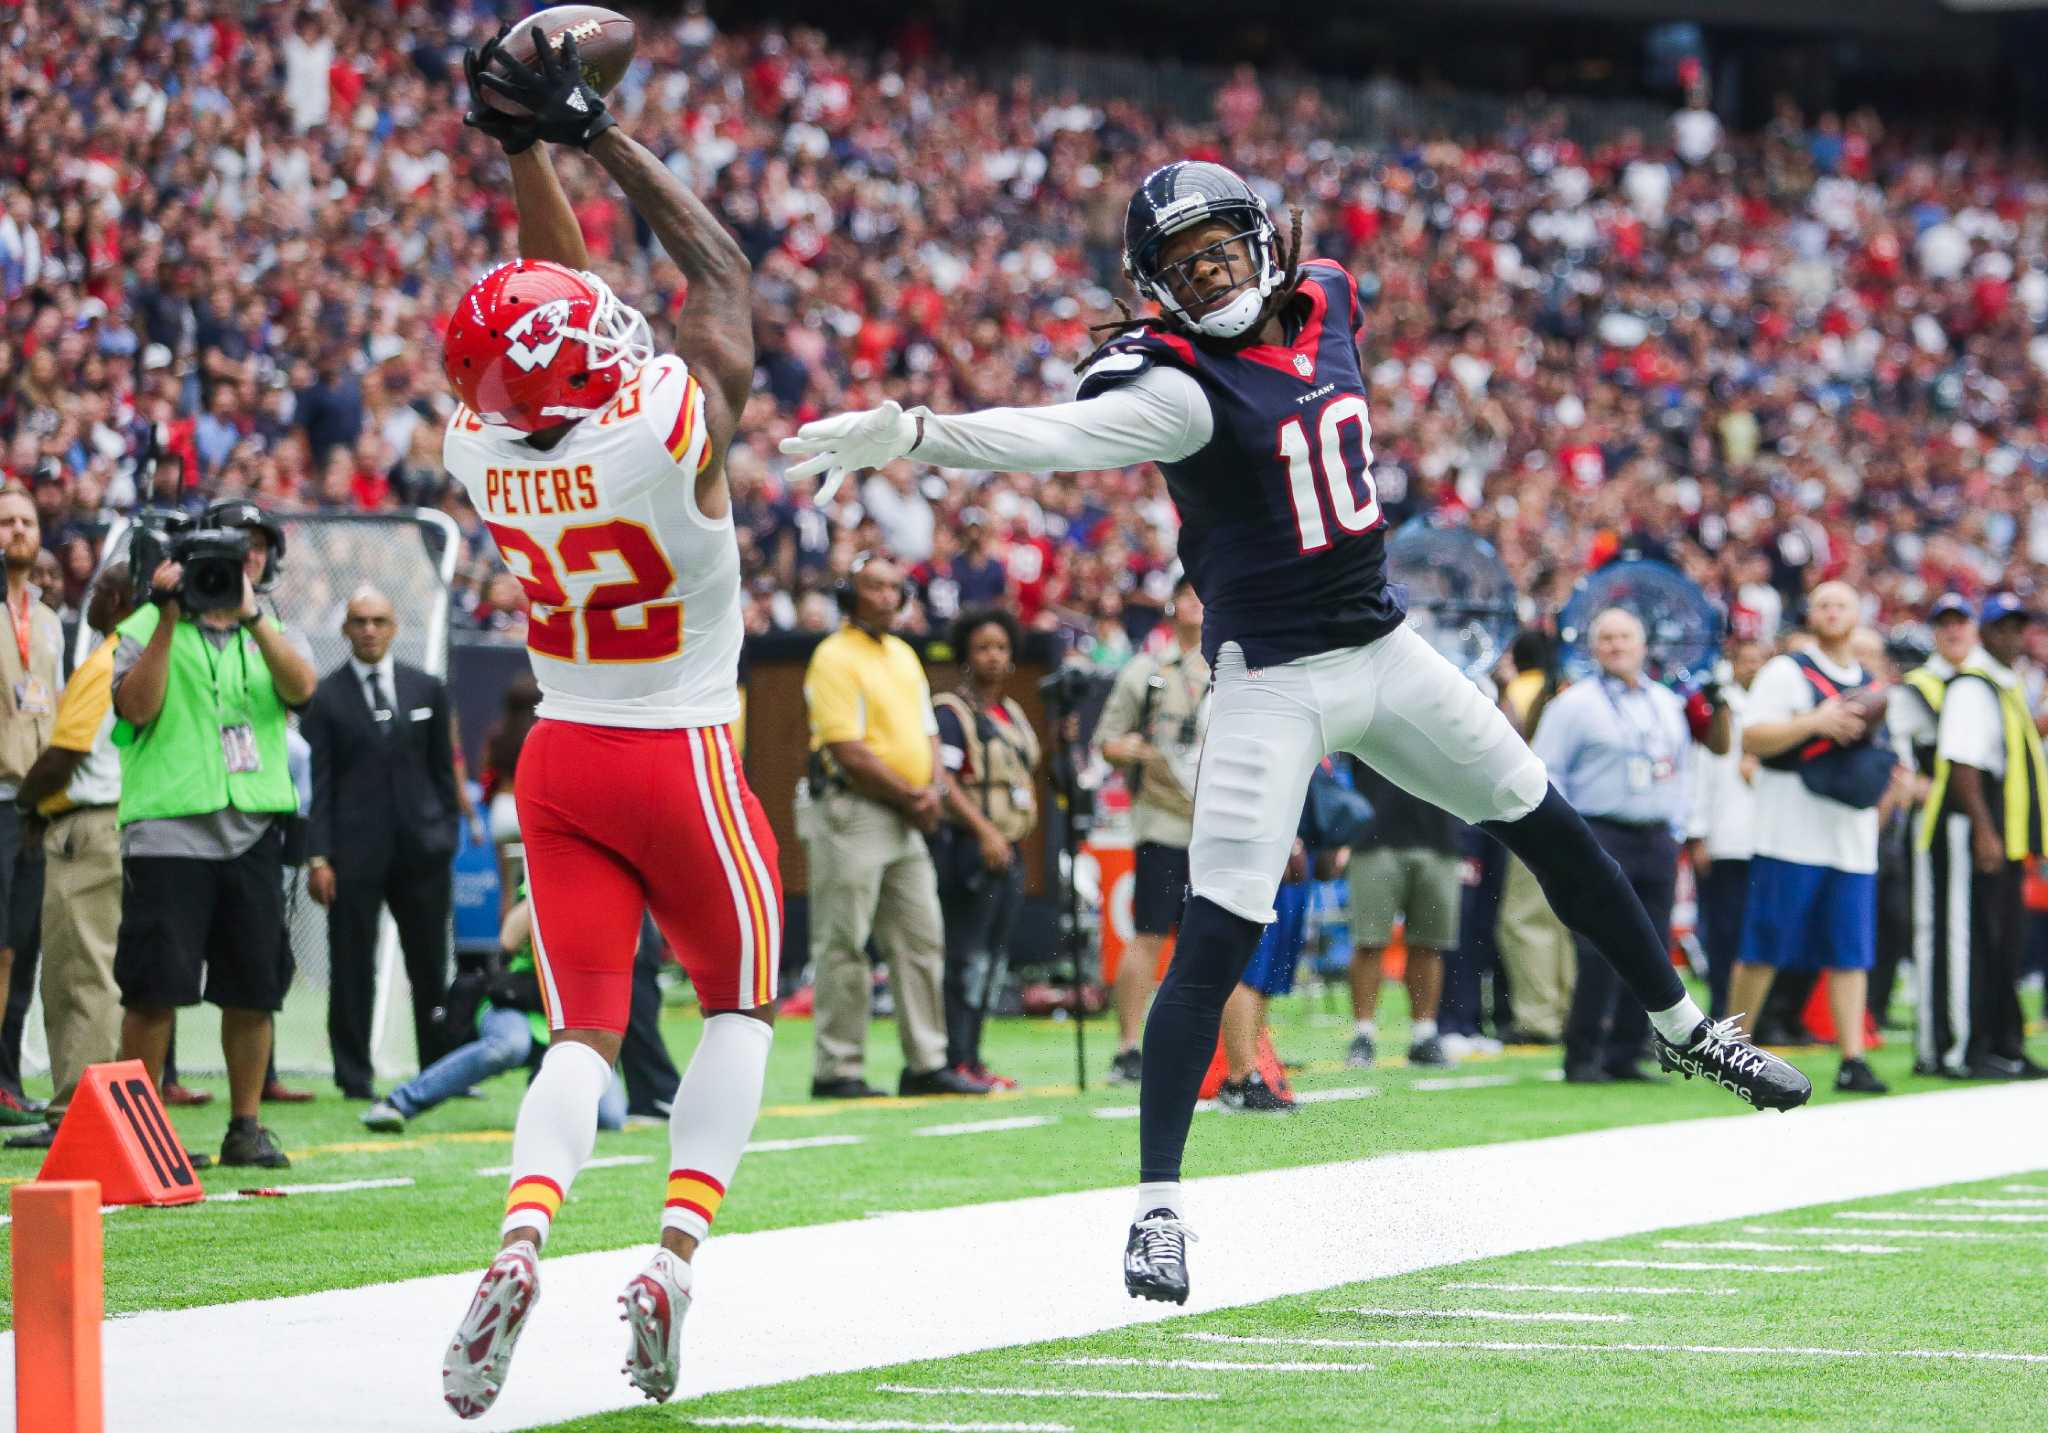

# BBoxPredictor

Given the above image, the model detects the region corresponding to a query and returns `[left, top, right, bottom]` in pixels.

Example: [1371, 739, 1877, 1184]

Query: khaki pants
[38, 807, 122, 1116]
[804, 789, 948, 1081]
[1496, 855, 1576, 1040]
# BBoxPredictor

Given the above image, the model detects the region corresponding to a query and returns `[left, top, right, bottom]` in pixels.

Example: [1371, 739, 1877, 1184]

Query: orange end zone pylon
[39, 1061, 205, 1207]
[11, 1179, 104, 1433]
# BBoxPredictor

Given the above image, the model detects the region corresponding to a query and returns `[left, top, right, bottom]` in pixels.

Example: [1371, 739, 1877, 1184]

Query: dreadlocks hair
[1072, 205, 1307, 374]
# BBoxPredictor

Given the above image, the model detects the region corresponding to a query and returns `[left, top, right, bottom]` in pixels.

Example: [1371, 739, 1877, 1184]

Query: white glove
[778, 401, 918, 506]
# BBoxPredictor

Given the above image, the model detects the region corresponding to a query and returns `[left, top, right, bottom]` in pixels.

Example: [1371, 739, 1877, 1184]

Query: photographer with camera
[0, 485, 63, 1124]
[932, 608, 1043, 1091]
[361, 891, 626, 1134]
[109, 501, 316, 1167]
[800, 552, 982, 1098]
[1091, 576, 1208, 1086]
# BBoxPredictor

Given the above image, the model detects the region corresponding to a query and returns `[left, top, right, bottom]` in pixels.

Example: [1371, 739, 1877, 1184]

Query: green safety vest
[111, 605, 297, 826]
[1917, 666, 2048, 860]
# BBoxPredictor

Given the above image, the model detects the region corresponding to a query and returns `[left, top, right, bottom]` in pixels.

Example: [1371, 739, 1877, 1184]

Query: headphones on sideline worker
[834, 550, 914, 614]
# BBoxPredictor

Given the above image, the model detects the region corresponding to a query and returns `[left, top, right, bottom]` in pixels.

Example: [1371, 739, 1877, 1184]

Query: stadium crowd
[5, 2, 2048, 659]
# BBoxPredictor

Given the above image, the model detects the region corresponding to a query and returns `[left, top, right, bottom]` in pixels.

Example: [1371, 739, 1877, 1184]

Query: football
[1843, 682, 1890, 734]
[478, 5, 637, 116]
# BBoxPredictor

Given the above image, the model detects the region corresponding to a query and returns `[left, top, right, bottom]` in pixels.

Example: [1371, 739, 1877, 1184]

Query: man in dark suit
[304, 587, 458, 1098]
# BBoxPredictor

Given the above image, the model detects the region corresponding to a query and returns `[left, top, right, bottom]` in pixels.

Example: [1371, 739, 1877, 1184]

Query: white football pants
[1190, 623, 1549, 923]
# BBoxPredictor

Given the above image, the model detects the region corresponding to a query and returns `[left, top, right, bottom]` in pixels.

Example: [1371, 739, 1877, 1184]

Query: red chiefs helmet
[441, 260, 653, 432]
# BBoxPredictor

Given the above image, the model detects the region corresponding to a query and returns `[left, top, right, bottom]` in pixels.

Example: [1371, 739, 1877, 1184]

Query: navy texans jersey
[1077, 258, 1404, 668]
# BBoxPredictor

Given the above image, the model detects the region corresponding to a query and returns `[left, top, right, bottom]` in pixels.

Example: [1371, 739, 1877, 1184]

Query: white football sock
[1135, 1181, 1185, 1222]
[501, 1039, 613, 1245]
[1411, 1018, 1438, 1042]
[662, 1013, 774, 1244]
[1649, 995, 1708, 1045]
[1354, 1020, 1376, 1039]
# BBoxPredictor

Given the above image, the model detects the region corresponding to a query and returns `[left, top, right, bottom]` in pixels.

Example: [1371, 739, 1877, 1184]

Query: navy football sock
[1138, 895, 1265, 1183]
[1481, 786, 1688, 1016]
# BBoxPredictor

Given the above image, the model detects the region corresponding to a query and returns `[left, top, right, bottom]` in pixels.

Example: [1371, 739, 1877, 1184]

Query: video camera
[129, 510, 250, 615]
[1036, 663, 1114, 712]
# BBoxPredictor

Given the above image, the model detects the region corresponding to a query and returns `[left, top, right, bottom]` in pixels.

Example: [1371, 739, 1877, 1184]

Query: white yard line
[693, 1420, 1071, 1432]
[1746, 1224, 2031, 1242]
[1441, 1282, 1737, 1297]
[1837, 1211, 2048, 1224]
[914, 1116, 1059, 1138]
[1292, 1087, 1381, 1105]
[875, 1385, 1218, 1402]
[1320, 1307, 1629, 1323]
[1656, 1239, 1901, 1255]
[477, 1155, 650, 1178]
[209, 1177, 416, 1201]
[8, 1083, 2043, 1431]
[1924, 1197, 2048, 1208]
[1048, 1357, 1377, 1374]
[1999, 1183, 2048, 1193]
[749, 1135, 868, 1154]
[1183, 1332, 2048, 1364]
[1411, 1075, 1519, 1091]
[1551, 1259, 1823, 1273]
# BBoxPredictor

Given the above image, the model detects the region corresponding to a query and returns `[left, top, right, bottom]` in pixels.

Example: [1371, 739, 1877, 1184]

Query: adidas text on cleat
[619, 1248, 692, 1403]
[1124, 1208, 1196, 1304]
[1654, 1015, 1812, 1112]
[443, 1240, 540, 1419]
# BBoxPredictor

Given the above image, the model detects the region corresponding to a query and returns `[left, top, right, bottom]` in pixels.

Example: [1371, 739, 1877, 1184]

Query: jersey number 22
[485, 519, 682, 664]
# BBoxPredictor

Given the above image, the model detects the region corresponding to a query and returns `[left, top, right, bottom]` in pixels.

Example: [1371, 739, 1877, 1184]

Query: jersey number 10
[485, 518, 683, 664]
[1278, 393, 1382, 553]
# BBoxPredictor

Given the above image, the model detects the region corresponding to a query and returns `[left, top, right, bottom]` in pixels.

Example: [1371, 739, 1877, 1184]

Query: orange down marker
[11, 1179, 104, 1433]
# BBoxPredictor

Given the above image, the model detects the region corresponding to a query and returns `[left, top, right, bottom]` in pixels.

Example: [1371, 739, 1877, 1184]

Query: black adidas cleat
[1124, 1208, 1195, 1305]
[1654, 1015, 1812, 1112]
[1216, 1071, 1295, 1113]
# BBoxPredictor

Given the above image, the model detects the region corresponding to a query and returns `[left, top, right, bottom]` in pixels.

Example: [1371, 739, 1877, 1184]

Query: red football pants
[517, 719, 782, 1032]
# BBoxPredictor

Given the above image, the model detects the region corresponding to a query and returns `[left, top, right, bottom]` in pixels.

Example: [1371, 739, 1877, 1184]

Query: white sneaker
[443, 1240, 540, 1420]
[619, 1247, 693, 1403]
[1439, 1033, 1473, 1060]
[1465, 1035, 1505, 1056]
[361, 1099, 405, 1132]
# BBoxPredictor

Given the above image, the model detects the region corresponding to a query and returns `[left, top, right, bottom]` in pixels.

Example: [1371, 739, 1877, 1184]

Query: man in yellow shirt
[6, 562, 133, 1147]
[801, 554, 984, 1098]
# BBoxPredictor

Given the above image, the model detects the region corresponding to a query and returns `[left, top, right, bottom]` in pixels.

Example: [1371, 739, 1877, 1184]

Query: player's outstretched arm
[779, 373, 1210, 499]
[586, 129, 753, 438]
[508, 148, 590, 271]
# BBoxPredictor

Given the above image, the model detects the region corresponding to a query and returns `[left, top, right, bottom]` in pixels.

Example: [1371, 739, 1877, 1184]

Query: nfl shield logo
[1293, 352, 1314, 379]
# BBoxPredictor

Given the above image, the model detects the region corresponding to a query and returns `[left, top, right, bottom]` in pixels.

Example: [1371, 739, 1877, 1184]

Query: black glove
[473, 28, 616, 151]
[462, 27, 537, 155]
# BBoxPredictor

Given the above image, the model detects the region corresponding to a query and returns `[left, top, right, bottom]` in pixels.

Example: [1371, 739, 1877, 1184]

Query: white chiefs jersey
[444, 353, 742, 729]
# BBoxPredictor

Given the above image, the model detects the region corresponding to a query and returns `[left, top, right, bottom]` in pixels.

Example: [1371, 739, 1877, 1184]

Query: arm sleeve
[640, 355, 712, 474]
[908, 367, 1211, 473]
[1936, 679, 2005, 770]
[1091, 663, 1143, 754]
[304, 693, 334, 861]
[48, 649, 112, 753]
[1743, 657, 1807, 724]
[803, 644, 866, 747]
[935, 702, 969, 775]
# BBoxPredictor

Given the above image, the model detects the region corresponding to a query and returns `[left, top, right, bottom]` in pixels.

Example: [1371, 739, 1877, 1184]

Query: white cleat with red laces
[443, 1240, 540, 1420]
[619, 1247, 693, 1403]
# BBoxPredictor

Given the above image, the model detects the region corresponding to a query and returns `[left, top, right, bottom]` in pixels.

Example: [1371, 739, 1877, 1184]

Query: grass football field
[4, 982, 2044, 1429]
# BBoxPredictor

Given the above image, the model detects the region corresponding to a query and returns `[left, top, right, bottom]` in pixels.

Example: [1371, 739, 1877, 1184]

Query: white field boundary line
[1749, 1225, 2046, 1241]
[915, 1117, 1058, 1138]
[1319, 1307, 1629, 1323]
[1047, 1357, 1378, 1374]
[1442, 1282, 1739, 1297]
[1551, 1258, 1823, 1273]
[1411, 1075, 1519, 1091]
[12, 1082, 2045, 1432]
[1657, 1240, 1902, 1255]
[692, 1420, 1071, 1432]
[1837, 1211, 2048, 1224]
[2001, 1183, 2048, 1193]
[874, 1384, 1220, 1402]
[0, 1177, 413, 1227]
[1925, 1197, 2048, 1208]
[1182, 1332, 2048, 1365]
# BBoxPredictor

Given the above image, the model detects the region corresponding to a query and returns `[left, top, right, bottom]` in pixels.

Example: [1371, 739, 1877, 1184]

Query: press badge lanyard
[8, 590, 29, 671]
[201, 625, 262, 775]
[1602, 676, 1673, 790]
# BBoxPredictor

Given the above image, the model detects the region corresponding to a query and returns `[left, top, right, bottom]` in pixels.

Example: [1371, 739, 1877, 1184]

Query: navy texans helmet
[1122, 160, 1284, 341]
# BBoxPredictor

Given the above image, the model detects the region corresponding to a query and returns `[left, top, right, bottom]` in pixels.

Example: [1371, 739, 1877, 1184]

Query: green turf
[547, 1171, 2048, 1432]
[4, 980, 2031, 1332]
